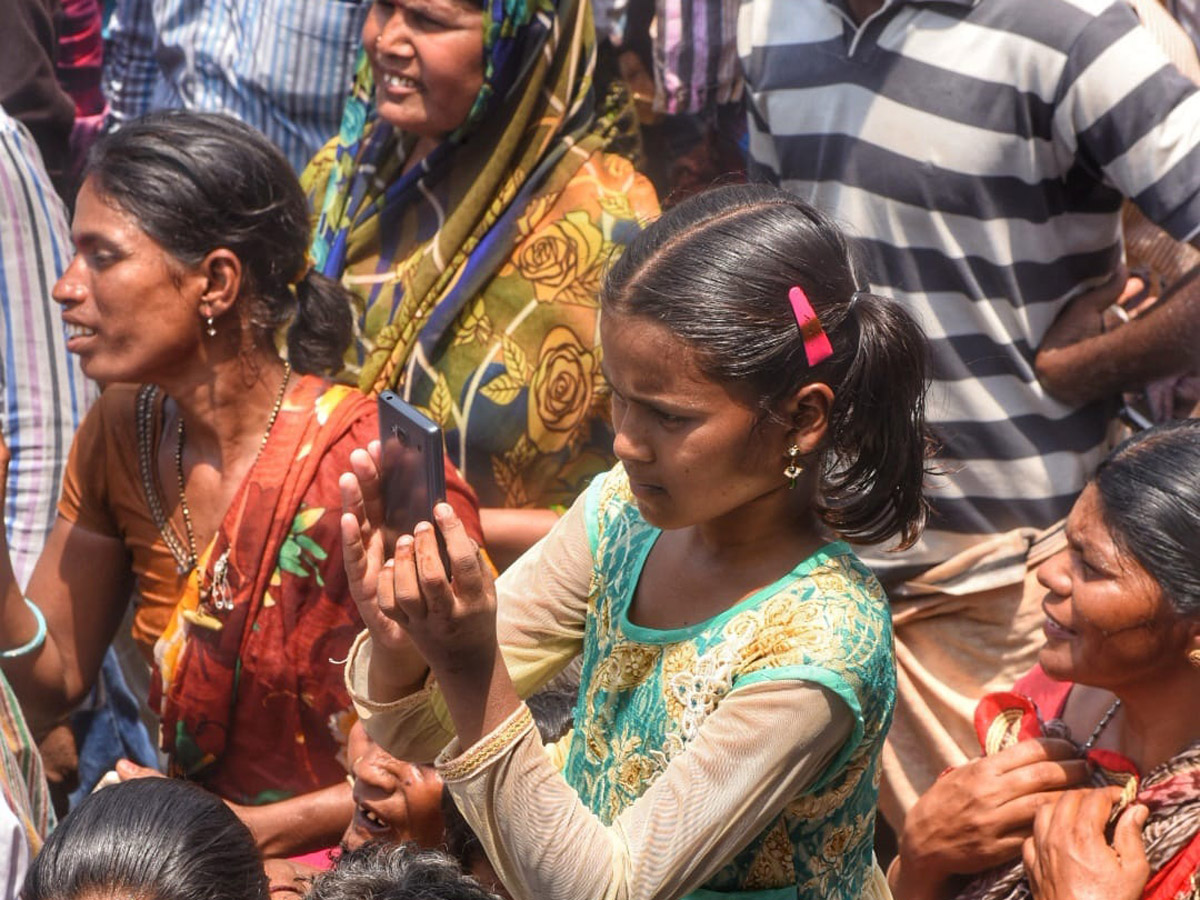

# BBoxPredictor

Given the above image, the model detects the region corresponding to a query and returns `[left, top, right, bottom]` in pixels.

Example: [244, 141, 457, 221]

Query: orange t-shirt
[57, 384, 186, 657]
[57, 383, 486, 661]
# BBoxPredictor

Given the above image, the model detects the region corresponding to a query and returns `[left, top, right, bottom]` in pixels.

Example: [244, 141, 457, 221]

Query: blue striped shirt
[740, 0, 1200, 580]
[102, 0, 369, 172]
[0, 108, 97, 588]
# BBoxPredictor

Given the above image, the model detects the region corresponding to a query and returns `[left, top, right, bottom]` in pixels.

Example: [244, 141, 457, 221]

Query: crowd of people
[0, 0, 1197, 898]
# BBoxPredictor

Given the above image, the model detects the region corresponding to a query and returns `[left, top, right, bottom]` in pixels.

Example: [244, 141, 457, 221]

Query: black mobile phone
[377, 390, 451, 574]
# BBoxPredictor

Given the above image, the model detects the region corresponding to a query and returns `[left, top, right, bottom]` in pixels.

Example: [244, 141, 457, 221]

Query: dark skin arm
[116, 759, 354, 857]
[0, 438, 133, 734]
[1036, 253, 1200, 407]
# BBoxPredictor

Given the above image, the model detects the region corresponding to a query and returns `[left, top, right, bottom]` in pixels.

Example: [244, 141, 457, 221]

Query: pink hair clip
[788, 285, 834, 367]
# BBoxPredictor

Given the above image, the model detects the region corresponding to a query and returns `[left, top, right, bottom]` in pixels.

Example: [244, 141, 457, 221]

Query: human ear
[783, 383, 834, 456]
[1186, 622, 1200, 671]
[197, 249, 243, 320]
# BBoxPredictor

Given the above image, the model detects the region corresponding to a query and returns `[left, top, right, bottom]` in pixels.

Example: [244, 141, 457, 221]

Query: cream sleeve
[346, 490, 594, 762]
[437, 680, 856, 900]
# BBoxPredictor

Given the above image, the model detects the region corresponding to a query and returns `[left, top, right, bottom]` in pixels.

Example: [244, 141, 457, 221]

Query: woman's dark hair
[22, 777, 267, 900]
[1093, 418, 1200, 617]
[84, 110, 352, 374]
[602, 183, 932, 548]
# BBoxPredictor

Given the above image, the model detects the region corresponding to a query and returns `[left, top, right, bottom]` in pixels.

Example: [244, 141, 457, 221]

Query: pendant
[210, 550, 234, 612]
[182, 608, 223, 631]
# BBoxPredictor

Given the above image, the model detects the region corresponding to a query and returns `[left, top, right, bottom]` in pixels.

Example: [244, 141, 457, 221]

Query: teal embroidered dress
[348, 463, 897, 900]
[561, 467, 897, 898]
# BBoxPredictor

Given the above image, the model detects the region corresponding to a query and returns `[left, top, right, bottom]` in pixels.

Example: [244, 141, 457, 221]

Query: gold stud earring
[784, 445, 802, 489]
[1189, 649, 1200, 668]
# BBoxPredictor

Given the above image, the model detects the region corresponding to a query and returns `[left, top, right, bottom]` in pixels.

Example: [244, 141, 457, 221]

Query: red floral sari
[962, 666, 1200, 900]
[153, 377, 481, 804]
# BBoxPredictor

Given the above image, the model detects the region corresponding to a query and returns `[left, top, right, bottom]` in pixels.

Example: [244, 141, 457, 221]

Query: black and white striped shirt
[740, 0, 1200, 580]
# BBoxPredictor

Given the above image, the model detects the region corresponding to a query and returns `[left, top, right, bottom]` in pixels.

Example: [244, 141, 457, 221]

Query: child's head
[306, 843, 499, 900]
[22, 778, 267, 900]
[343, 720, 446, 852]
[601, 183, 931, 548]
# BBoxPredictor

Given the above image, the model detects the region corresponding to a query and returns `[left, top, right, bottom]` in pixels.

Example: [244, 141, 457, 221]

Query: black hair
[84, 110, 352, 375]
[1093, 418, 1200, 617]
[602, 183, 932, 548]
[22, 778, 267, 900]
[523, 689, 575, 745]
[443, 691, 575, 873]
[307, 843, 498, 900]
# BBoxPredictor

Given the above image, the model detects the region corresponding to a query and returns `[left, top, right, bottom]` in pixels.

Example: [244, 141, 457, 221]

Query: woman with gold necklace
[0, 112, 483, 856]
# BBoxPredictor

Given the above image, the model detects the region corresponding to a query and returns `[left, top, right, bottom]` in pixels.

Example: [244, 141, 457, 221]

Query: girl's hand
[340, 441, 427, 697]
[1022, 788, 1149, 900]
[385, 502, 498, 682]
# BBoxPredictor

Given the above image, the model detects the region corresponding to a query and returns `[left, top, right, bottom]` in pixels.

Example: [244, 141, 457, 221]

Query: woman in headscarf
[303, 0, 660, 564]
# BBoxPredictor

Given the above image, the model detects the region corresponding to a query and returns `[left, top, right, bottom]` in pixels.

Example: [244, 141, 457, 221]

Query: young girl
[339, 184, 931, 900]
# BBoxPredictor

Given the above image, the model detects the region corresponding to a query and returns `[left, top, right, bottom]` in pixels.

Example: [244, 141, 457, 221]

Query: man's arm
[1036, 258, 1200, 406]
[1036, 2, 1200, 405]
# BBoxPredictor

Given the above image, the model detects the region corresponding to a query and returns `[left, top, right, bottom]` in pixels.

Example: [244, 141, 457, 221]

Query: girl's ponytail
[819, 291, 932, 549]
[286, 269, 354, 376]
[603, 183, 935, 549]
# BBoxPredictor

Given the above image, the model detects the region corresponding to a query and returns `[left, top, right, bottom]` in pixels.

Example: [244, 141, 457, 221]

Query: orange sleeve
[57, 390, 119, 537]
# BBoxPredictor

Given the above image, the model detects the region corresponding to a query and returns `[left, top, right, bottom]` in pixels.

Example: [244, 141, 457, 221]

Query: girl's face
[599, 312, 793, 531]
[53, 177, 207, 385]
[363, 0, 485, 140]
[1035, 484, 1193, 689]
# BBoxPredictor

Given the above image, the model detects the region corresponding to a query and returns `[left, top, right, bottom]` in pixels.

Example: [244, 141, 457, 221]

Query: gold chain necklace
[174, 362, 291, 574]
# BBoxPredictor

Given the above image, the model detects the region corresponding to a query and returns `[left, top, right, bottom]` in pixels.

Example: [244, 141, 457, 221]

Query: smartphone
[377, 390, 451, 574]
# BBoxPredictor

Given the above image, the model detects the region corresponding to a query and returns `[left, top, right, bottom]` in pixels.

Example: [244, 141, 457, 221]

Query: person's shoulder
[739, 545, 891, 663]
[560, 149, 661, 223]
[301, 377, 377, 445]
[970, 0, 1133, 50]
[802, 544, 889, 609]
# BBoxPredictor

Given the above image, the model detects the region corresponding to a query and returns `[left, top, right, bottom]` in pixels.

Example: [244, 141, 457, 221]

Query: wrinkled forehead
[600, 312, 714, 395]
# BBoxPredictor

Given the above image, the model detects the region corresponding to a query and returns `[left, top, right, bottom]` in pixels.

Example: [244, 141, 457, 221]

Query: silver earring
[784, 445, 802, 489]
[205, 315, 216, 337]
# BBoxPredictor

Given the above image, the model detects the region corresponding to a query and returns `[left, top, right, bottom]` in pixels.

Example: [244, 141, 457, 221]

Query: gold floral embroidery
[786, 756, 870, 820]
[661, 637, 747, 759]
[582, 643, 661, 762]
[565, 468, 894, 898]
[743, 818, 796, 889]
[592, 643, 661, 692]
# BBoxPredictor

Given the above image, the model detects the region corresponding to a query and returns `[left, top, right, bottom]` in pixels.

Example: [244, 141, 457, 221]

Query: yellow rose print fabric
[560, 466, 897, 899]
[303, 0, 660, 509]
